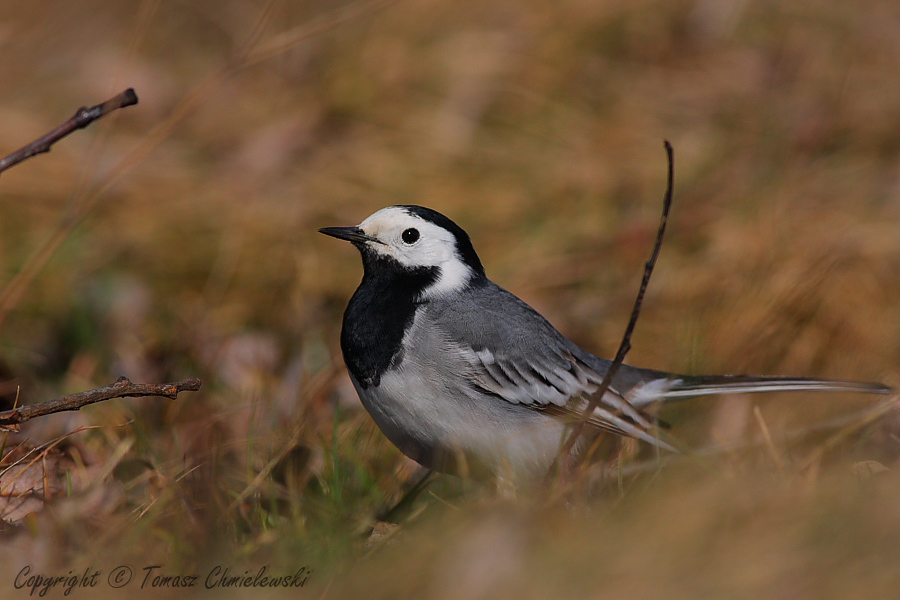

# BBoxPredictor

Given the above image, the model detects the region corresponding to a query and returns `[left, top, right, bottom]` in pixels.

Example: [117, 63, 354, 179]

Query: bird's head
[319, 205, 485, 298]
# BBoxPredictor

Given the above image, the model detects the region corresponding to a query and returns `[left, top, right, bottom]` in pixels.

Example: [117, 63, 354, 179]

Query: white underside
[354, 370, 568, 479]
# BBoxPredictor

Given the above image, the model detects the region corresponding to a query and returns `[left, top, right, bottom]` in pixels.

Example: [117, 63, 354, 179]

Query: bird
[319, 205, 892, 479]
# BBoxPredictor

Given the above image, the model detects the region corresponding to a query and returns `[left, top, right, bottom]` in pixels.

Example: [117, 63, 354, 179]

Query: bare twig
[0, 89, 140, 329]
[0, 0, 396, 332]
[0, 376, 201, 431]
[0, 89, 138, 176]
[554, 141, 675, 472]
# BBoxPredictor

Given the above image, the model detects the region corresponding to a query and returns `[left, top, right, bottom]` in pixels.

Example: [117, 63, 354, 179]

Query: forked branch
[0, 377, 201, 431]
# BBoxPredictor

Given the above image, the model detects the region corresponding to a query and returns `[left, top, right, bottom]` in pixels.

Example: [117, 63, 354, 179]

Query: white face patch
[357, 207, 474, 299]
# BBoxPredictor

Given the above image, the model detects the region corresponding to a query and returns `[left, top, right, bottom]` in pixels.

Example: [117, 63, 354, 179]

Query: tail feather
[629, 374, 893, 408]
[591, 406, 680, 453]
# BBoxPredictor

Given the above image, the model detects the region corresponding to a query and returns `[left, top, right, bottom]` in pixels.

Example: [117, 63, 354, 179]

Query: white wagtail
[320, 205, 891, 478]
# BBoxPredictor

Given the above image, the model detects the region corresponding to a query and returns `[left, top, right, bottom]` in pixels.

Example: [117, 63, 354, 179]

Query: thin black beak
[318, 226, 383, 245]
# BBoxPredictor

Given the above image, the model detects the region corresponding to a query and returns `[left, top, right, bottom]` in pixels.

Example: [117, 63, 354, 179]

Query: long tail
[628, 374, 893, 409]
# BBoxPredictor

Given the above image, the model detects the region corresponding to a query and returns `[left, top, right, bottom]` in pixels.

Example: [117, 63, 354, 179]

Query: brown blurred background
[0, 0, 898, 598]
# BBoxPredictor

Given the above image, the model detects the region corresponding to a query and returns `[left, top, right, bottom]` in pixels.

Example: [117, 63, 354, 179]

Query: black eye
[401, 228, 420, 244]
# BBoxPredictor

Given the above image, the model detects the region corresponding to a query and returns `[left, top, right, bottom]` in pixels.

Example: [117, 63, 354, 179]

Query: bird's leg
[375, 468, 438, 524]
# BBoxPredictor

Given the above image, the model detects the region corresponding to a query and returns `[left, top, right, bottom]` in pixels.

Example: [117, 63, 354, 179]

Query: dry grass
[0, 0, 899, 597]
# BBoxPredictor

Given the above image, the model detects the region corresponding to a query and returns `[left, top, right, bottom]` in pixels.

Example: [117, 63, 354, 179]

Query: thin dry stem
[553, 141, 675, 474]
[753, 405, 786, 473]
